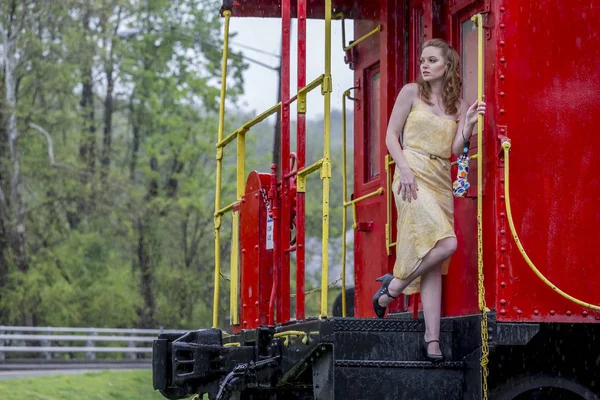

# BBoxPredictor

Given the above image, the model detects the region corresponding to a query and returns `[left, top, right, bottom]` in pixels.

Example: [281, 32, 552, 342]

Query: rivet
[500, 212, 506, 218]
[517, 309, 522, 315]
[241, 197, 246, 203]
[242, 248, 246, 253]
[243, 303, 247, 308]
[550, 310, 555, 316]
[500, 229, 506, 235]
[500, 91, 505, 97]
[255, 193, 259, 198]
[501, 247, 506, 253]
[500, 195, 505, 200]
[500, 108, 505, 114]
[255, 245, 259, 250]
[243, 320, 248, 325]
[500, 40, 505, 46]
[500, 6, 506, 12]
[298, 244, 304, 249]
[255, 301, 259, 305]
[500, 299, 506, 306]
[500, 75, 505, 80]
[500, 281, 507, 288]
[500, 128, 506, 133]
[500, 178, 505, 183]
[500, 309, 506, 315]
[583, 310, 588, 317]
[255, 318, 260, 323]
[534, 309, 539, 315]
[500, 263, 505, 270]
[500, 24, 505, 29]
[566, 310, 572, 316]
[500, 57, 506, 64]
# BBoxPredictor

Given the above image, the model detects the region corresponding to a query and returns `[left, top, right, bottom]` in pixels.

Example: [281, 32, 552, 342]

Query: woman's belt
[403, 147, 449, 161]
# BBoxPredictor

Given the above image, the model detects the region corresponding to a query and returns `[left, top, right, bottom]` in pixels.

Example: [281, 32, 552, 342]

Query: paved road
[0, 363, 151, 379]
[0, 369, 125, 379]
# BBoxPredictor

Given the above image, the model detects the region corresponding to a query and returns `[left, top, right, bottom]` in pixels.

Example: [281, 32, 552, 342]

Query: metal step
[329, 317, 456, 362]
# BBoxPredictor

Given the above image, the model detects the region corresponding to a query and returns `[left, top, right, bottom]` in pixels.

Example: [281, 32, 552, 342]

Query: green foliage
[0, 0, 355, 330]
[0, 0, 246, 329]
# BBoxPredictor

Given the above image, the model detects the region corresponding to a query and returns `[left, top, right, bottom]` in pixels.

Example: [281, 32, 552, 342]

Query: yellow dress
[392, 100, 457, 295]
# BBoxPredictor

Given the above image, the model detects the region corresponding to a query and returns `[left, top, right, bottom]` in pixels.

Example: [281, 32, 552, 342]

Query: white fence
[0, 326, 187, 361]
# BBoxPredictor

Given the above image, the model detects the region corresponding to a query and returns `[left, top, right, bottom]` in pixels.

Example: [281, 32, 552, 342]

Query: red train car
[153, 1, 600, 399]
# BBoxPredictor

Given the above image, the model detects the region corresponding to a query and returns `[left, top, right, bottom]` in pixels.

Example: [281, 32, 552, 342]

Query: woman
[372, 39, 486, 362]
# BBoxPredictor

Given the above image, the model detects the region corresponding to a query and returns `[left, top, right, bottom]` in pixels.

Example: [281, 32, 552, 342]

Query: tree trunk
[101, 65, 114, 179]
[2, 23, 28, 272]
[129, 94, 140, 180]
[137, 220, 156, 329]
[79, 66, 96, 174]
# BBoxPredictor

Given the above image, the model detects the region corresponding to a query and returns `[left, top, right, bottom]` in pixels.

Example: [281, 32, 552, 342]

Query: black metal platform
[153, 315, 486, 400]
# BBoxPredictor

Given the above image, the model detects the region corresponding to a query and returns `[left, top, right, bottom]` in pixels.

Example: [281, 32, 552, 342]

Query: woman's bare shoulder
[400, 82, 419, 96]
[396, 83, 419, 105]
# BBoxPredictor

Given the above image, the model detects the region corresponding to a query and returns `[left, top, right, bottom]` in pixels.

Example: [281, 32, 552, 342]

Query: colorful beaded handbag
[453, 141, 470, 197]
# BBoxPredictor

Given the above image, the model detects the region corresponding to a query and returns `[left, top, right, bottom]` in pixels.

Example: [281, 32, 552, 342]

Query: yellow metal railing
[334, 12, 382, 52]
[502, 142, 600, 311]
[212, 79, 329, 326]
[472, 13, 490, 400]
[385, 155, 395, 255]
[318, 0, 333, 319]
[213, 10, 232, 329]
[212, 1, 336, 325]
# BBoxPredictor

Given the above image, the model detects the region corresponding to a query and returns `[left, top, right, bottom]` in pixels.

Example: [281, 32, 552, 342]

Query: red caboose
[153, 1, 600, 399]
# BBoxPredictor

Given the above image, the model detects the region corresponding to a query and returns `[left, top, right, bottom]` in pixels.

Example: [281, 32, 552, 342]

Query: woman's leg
[420, 263, 443, 355]
[378, 236, 456, 307]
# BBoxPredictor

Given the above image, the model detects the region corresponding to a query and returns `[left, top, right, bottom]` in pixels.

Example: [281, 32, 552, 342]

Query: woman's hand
[465, 100, 486, 129]
[398, 167, 418, 202]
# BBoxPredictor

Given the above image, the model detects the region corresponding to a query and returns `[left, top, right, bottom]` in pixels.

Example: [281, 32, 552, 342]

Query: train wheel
[332, 287, 354, 317]
[490, 374, 599, 400]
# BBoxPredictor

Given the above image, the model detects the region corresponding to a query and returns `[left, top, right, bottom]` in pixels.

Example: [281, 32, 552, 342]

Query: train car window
[366, 68, 381, 180]
[410, 4, 425, 81]
[461, 18, 478, 104]
[419, 13, 424, 50]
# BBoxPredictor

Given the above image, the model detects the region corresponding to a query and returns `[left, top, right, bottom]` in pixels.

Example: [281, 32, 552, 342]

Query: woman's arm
[386, 83, 418, 201]
[385, 83, 416, 169]
[451, 99, 486, 157]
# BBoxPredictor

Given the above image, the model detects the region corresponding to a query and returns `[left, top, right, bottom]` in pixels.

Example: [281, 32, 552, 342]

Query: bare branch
[28, 123, 76, 170]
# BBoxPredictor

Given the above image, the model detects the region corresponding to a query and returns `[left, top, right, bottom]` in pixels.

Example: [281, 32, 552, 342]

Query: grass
[0, 370, 195, 400]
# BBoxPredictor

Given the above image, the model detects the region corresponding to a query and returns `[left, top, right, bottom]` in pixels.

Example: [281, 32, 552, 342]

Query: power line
[230, 41, 281, 59]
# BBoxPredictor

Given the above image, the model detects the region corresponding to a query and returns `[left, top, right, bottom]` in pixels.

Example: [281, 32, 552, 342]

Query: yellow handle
[471, 13, 490, 400]
[502, 141, 600, 311]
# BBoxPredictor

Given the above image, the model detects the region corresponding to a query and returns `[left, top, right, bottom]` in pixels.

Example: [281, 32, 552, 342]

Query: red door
[352, 1, 405, 317]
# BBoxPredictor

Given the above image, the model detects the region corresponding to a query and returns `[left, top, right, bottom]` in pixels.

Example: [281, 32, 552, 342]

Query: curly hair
[416, 39, 462, 116]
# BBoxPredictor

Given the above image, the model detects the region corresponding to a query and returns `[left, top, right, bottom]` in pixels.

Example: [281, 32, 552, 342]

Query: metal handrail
[212, 2, 335, 326]
[334, 11, 382, 52]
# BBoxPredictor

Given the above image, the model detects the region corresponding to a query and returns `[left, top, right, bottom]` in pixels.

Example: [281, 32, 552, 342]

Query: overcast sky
[227, 17, 355, 121]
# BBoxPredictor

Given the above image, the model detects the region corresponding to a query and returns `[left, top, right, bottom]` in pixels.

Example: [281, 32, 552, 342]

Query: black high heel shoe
[422, 339, 445, 363]
[372, 273, 397, 318]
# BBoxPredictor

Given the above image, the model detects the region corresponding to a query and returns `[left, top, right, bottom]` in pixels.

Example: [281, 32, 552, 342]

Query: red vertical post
[295, 0, 307, 320]
[278, 0, 292, 323]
